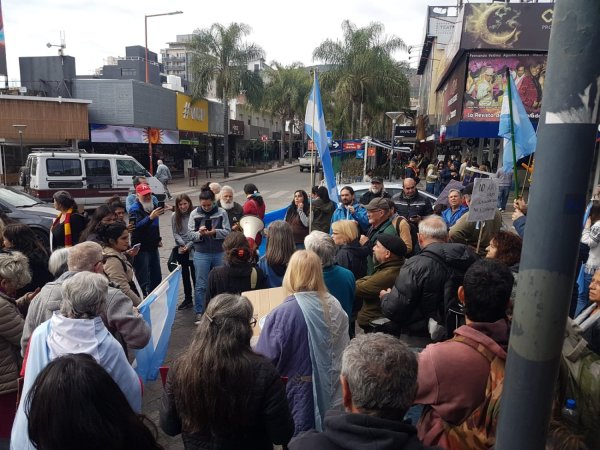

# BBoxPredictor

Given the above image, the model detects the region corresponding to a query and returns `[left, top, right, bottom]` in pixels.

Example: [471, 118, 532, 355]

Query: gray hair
[418, 216, 449, 241]
[304, 231, 335, 268]
[60, 272, 108, 319]
[221, 185, 234, 195]
[48, 248, 70, 278]
[209, 182, 221, 194]
[341, 333, 418, 418]
[0, 251, 31, 290]
[448, 189, 462, 197]
[157, 159, 163, 165]
[67, 242, 103, 272]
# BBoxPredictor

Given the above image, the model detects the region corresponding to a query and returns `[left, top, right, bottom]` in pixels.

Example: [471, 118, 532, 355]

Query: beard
[221, 200, 234, 211]
[141, 201, 154, 213]
[370, 186, 382, 194]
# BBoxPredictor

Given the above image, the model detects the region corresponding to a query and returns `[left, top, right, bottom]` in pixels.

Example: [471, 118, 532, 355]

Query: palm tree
[262, 62, 312, 164]
[313, 20, 409, 139]
[187, 23, 264, 177]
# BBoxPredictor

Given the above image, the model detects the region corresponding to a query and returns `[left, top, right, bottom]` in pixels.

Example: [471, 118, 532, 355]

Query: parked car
[0, 187, 56, 248]
[298, 151, 322, 172]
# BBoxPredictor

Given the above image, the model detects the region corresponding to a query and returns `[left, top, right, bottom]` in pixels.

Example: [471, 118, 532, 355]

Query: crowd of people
[0, 168, 597, 450]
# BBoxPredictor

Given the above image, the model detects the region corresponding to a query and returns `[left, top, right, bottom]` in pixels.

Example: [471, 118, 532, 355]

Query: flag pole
[505, 68, 520, 199]
[308, 69, 317, 233]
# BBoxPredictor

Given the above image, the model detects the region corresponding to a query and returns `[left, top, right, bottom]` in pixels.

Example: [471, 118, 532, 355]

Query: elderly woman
[11, 271, 142, 449]
[256, 250, 349, 435]
[160, 293, 294, 449]
[48, 247, 70, 280]
[258, 220, 296, 288]
[486, 230, 523, 310]
[50, 190, 86, 249]
[0, 251, 34, 444]
[332, 220, 369, 280]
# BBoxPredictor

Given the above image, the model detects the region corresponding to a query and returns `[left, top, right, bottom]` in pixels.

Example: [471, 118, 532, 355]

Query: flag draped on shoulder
[134, 266, 182, 382]
[305, 72, 338, 203]
[498, 73, 537, 172]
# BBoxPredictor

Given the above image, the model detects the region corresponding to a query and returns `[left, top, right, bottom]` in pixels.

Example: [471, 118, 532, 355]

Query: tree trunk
[350, 101, 357, 139]
[222, 94, 229, 178]
[280, 118, 286, 163]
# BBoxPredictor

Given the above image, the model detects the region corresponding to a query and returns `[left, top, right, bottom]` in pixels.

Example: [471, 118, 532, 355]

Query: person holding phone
[129, 183, 163, 296]
[188, 184, 231, 323]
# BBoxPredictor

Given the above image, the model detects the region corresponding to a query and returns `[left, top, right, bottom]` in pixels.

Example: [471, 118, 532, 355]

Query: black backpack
[394, 216, 420, 257]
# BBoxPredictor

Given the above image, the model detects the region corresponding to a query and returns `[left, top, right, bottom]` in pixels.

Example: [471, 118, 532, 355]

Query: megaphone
[239, 215, 264, 250]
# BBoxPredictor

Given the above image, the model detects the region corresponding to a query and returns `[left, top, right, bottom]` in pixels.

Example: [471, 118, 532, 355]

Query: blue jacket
[331, 202, 369, 233]
[129, 201, 161, 250]
[323, 265, 355, 319]
[442, 204, 469, 228]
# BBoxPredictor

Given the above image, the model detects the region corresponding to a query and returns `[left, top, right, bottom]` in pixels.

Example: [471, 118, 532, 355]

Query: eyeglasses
[250, 317, 257, 328]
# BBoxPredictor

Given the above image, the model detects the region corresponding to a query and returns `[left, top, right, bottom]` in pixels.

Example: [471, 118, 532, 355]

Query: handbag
[167, 246, 179, 272]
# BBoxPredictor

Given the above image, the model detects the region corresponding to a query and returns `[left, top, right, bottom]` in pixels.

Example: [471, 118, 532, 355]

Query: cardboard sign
[242, 286, 287, 336]
[468, 178, 499, 222]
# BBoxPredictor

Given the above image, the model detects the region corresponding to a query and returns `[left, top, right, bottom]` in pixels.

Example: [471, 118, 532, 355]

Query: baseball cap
[377, 234, 408, 258]
[371, 177, 383, 184]
[365, 197, 391, 211]
[135, 184, 152, 196]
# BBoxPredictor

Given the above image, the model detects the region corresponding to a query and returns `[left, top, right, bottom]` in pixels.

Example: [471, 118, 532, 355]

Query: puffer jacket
[0, 291, 25, 394]
[188, 205, 231, 254]
[381, 242, 478, 335]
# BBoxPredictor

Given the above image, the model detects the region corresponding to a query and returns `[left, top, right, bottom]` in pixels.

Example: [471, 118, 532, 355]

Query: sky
[2, 0, 459, 84]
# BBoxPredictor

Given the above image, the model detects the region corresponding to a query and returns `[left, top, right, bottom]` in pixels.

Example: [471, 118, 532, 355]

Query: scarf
[53, 208, 74, 247]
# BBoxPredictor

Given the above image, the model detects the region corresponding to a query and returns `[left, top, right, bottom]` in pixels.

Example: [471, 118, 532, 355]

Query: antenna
[46, 31, 66, 56]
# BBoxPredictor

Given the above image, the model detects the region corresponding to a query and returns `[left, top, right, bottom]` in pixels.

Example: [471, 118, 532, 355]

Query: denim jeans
[426, 182, 436, 195]
[193, 251, 224, 314]
[497, 186, 510, 210]
[576, 269, 593, 317]
[133, 249, 162, 297]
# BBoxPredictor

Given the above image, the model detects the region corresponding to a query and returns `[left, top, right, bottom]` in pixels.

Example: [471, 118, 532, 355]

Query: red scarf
[52, 208, 74, 247]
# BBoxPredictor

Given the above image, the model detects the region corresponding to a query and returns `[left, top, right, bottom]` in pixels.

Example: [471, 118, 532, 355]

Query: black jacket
[381, 242, 478, 335]
[392, 191, 433, 219]
[289, 410, 440, 450]
[359, 189, 391, 206]
[311, 198, 336, 233]
[205, 263, 267, 307]
[335, 240, 369, 280]
[219, 201, 244, 228]
[160, 354, 294, 450]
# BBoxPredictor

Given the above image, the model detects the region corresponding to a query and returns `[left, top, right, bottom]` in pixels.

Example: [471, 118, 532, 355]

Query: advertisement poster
[441, 56, 467, 126]
[462, 53, 547, 122]
[91, 124, 179, 144]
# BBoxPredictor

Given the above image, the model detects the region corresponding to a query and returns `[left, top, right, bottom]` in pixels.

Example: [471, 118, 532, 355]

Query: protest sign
[468, 178, 499, 222]
[242, 286, 286, 336]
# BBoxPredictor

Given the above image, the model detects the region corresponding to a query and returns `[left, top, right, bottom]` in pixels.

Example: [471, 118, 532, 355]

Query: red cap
[136, 184, 152, 196]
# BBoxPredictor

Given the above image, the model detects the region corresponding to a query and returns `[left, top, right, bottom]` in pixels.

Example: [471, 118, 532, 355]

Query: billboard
[0, 0, 6, 76]
[91, 124, 179, 144]
[176, 93, 208, 133]
[441, 56, 467, 127]
[428, 6, 459, 45]
[462, 52, 547, 122]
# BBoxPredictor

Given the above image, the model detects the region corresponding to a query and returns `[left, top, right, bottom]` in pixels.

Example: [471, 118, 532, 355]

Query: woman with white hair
[11, 271, 142, 449]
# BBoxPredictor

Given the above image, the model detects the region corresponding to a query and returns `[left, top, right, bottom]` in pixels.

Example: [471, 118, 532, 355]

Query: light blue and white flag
[498, 74, 537, 171]
[305, 72, 338, 203]
[134, 266, 181, 382]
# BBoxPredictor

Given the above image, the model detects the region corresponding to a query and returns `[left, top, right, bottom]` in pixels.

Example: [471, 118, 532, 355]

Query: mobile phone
[158, 201, 165, 209]
[132, 243, 141, 250]
[204, 219, 213, 231]
[128, 218, 136, 227]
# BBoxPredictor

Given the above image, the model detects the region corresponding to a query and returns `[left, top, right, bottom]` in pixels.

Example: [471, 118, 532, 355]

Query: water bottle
[561, 398, 579, 426]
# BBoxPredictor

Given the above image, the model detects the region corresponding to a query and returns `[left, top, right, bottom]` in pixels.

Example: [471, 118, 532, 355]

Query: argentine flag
[498, 73, 537, 171]
[305, 72, 338, 203]
[134, 266, 181, 382]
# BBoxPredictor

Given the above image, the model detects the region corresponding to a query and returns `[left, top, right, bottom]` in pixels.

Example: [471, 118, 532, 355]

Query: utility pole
[496, 1, 600, 449]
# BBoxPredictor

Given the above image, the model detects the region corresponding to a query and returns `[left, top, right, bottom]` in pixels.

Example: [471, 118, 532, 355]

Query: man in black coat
[359, 178, 391, 205]
[218, 185, 244, 231]
[289, 333, 440, 450]
[392, 178, 433, 221]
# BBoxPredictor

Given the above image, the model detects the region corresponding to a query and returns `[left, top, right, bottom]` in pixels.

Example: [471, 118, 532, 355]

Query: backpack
[393, 216, 420, 257]
[444, 334, 506, 450]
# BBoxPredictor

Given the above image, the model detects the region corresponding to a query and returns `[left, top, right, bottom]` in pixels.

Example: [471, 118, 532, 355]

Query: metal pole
[18, 131, 23, 166]
[144, 16, 149, 83]
[388, 119, 396, 181]
[496, 1, 600, 449]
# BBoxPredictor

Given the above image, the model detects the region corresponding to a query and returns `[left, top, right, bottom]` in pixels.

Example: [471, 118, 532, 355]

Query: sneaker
[194, 313, 202, 325]
[177, 299, 193, 311]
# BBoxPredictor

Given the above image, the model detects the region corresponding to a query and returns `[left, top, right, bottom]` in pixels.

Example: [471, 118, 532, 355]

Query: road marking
[267, 190, 288, 199]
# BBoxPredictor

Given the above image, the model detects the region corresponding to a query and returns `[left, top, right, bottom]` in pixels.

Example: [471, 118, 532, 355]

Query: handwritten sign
[468, 178, 499, 222]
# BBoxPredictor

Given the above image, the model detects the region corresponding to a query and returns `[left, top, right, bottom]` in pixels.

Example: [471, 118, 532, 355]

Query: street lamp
[385, 112, 403, 181]
[12, 124, 27, 175]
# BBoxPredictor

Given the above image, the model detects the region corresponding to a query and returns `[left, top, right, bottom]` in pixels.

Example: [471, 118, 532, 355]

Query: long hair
[244, 183, 264, 207]
[172, 294, 258, 435]
[589, 200, 600, 225]
[2, 223, 49, 260]
[26, 354, 162, 450]
[283, 250, 328, 300]
[265, 220, 295, 266]
[288, 190, 309, 216]
[174, 194, 193, 231]
[490, 231, 522, 267]
[223, 231, 252, 265]
[80, 205, 115, 242]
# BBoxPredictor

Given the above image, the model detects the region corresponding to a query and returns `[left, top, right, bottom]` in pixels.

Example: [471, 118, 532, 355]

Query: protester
[188, 185, 231, 321]
[363, 169, 374, 183]
[434, 161, 445, 195]
[47, 247, 69, 280]
[359, 178, 391, 205]
[50, 190, 86, 249]
[361, 198, 396, 275]
[258, 220, 296, 288]
[160, 293, 294, 449]
[21, 241, 150, 356]
[106, 195, 127, 222]
[496, 166, 514, 211]
[256, 250, 349, 435]
[305, 231, 355, 320]
[2, 223, 52, 297]
[577, 201, 600, 316]
[209, 182, 222, 200]
[155, 159, 173, 200]
[289, 333, 436, 450]
[97, 222, 142, 306]
[79, 204, 117, 243]
[331, 186, 369, 233]
[581, 269, 600, 355]
[546, 420, 589, 450]
[311, 186, 336, 233]
[205, 231, 266, 307]
[171, 194, 195, 311]
[285, 190, 310, 249]
[23, 354, 162, 450]
[332, 220, 368, 280]
[218, 185, 244, 231]
[242, 183, 266, 219]
[126, 176, 158, 213]
[356, 234, 406, 332]
[486, 231, 522, 269]
[393, 178, 434, 222]
[425, 161, 438, 195]
[12, 272, 143, 450]
[404, 159, 420, 184]
[0, 251, 33, 445]
[441, 189, 468, 228]
[415, 259, 512, 448]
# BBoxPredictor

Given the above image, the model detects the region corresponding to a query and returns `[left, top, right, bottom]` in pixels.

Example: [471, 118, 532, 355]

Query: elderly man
[360, 198, 396, 276]
[393, 178, 433, 222]
[12, 272, 143, 450]
[356, 234, 406, 331]
[155, 159, 172, 200]
[209, 182, 222, 200]
[289, 333, 436, 450]
[305, 231, 355, 320]
[218, 185, 244, 231]
[125, 176, 158, 213]
[21, 241, 150, 355]
[449, 183, 502, 256]
[331, 186, 369, 233]
[359, 177, 391, 205]
[442, 189, 468, 228]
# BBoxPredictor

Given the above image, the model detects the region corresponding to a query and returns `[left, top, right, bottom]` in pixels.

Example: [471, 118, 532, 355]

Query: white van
[20, 150, 166, 209]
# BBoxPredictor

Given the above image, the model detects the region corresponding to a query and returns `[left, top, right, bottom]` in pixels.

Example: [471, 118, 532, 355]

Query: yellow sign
[176, 93, 208, 132]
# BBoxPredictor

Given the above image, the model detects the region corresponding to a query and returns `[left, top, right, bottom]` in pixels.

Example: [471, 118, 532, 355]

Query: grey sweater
[188, 206, 231, 253]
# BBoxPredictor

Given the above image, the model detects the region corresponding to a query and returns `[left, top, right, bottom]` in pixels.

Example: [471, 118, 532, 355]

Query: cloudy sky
[3, 0, 458, 83]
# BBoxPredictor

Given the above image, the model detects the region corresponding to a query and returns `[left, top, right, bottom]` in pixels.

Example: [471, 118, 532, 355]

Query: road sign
[260, 134, 268, 142]
[343, 141, 362, 151]
[327, 130, 332, 146]
[468, 178, 499, 222]
[367, 146, 376, 157]
[332, 140, 341, 149]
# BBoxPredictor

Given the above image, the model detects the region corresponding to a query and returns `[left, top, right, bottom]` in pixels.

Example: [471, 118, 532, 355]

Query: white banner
[468, 178, 499, 222]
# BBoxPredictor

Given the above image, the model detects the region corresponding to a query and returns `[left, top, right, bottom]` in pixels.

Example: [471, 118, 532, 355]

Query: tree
[313, 20, 410, 139]
[262, 62, 311, 164]
[187, 23, 264, 177]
